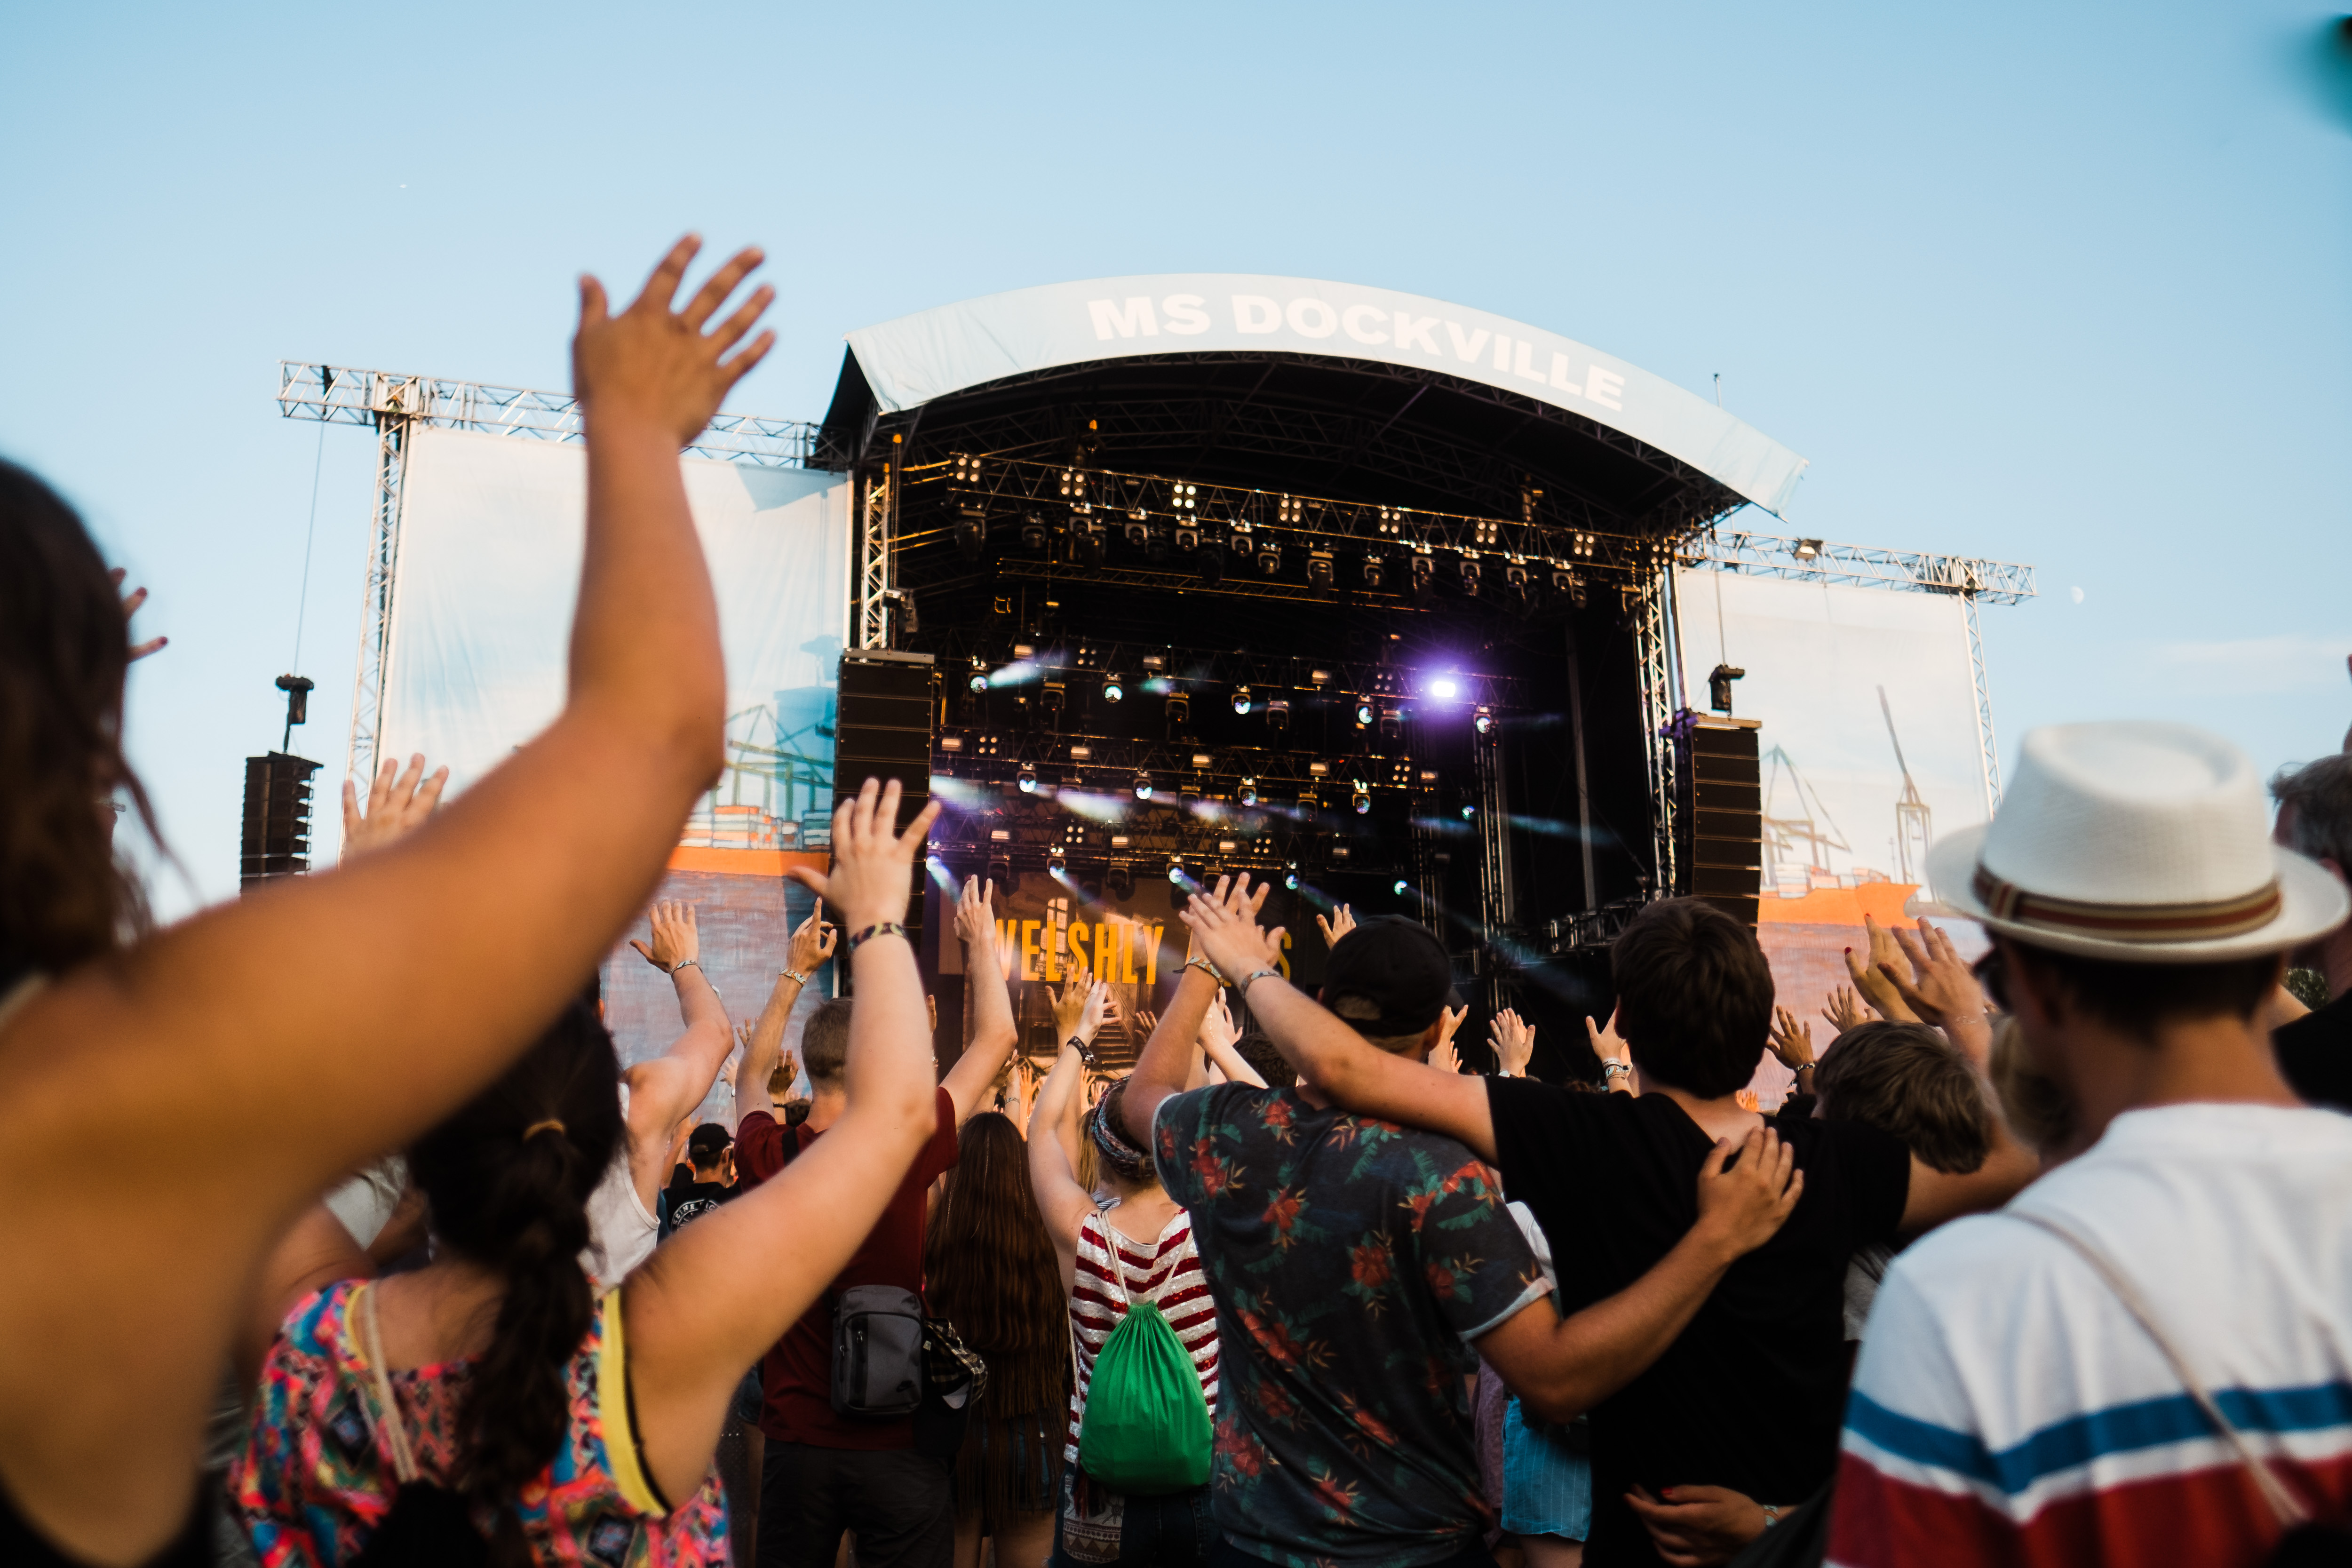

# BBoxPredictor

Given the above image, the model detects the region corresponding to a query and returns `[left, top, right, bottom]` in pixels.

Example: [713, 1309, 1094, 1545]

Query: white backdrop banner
[1674, 567, 1990, 901]
[381, 427, 851, 804]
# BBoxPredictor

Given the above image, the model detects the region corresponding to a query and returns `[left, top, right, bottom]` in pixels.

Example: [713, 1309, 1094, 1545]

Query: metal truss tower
[276, 363, 819, 787]
[1630, 543, 1682, 898]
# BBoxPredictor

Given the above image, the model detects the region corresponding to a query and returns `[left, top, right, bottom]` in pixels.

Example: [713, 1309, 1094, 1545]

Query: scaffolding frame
[275, 362, 819, 786]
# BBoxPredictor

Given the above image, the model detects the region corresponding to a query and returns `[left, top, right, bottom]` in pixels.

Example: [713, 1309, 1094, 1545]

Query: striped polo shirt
[1831, 1103, 2352, 1567]
[1067, 1204, 1221, 1466]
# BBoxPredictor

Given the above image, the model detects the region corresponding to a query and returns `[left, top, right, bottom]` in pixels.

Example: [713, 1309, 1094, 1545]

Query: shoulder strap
[2010, 1210, 2311, 1529]
[356, 1283, 421, 1486]
[1089, 1206, 1132, 1310]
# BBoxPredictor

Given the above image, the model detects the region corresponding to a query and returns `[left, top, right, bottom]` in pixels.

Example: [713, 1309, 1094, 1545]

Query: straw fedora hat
[1925, 721, 2349, 963]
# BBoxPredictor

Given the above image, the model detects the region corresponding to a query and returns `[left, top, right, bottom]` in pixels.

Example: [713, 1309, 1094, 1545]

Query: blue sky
[4, 2, 2345, 915]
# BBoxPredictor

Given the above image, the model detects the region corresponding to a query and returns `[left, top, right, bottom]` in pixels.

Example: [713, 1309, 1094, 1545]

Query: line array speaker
[240, 751, 322, 892]
[833, 650, 938, 956]
[1687, 716, 1762, 928]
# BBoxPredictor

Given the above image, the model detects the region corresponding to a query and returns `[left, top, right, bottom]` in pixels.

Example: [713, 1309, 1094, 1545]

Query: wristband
[1601, 1059, 1632, 1080]
[670, 959, 702, 979]
[846, 922, 908, 953]
[779, 966, 810, 987]
[1787, 1059, 1814, 1076]
[1238, 966, 1282, 997]
[1067, 1033, 1100, 1070]
[1185, 956, 1228, 986]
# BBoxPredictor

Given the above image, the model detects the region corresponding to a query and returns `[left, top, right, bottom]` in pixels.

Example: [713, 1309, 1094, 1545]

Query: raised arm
[1179, 876, 1496, 1159]
[1197, 990, 1265, 1088]
[1028, 1040, 1095, 1290]
[621, 900, 737, 1203]
[734, 902, 834, 1124]
[626, 777, 942, 1507]
[1120, 889, 1257, 1147]
[1475, 1127, 1802, 1421]
[0, 235, 776, 1566]
[941, 877, 1018, 1126]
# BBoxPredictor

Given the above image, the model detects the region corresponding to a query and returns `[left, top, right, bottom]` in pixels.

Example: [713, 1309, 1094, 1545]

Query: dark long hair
[407, 996, 623, 1560]
[0, 459, 158, 973]
[923, 1112, 1067, 1412]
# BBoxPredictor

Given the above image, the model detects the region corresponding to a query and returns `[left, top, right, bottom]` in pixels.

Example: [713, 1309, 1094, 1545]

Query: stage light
[1191, 752, 1213, 770]
[1460, 802, 1477, 821]
[1308, 760, 1331, 776]
[1166, 692, 1191, 724]
[1014, 643, 1036, 659]
[990, 828, 1011, 843]
[1107, 863, 1134, 900]
[1306, 549, 1334, 592]
[1042, 679, 1065, 715]
[1103, 674, 1125, 703]
[1267, 699, 1289, 732]
[1284, 863, 1301, 891]
[1124, 521, 1150, 550]
[1352, 786, 1371, 815]
[1217, 839, 1239, 855]
[1142, 653, 1168, 670]
[1410, 552, 1436, 601]
[955, 505, 987, 562]
[1362, 552, 1384, 590]
[1017, 764, 1037, 793]
[1458, 557, 1481, 597]
[1379, 709, 1402, 743]
[1145, 527, 1169, 564]
[1255, 541, 1282, 577]
[1109, 833, 1129, 848]
[1069, 744, 1093, 760]
[939, 735, 964, 752]
[1792, 539, 1823, 561]
[1199, 538, 1224, 585]
[1393, 878, 1410, 896]
[1167, 857, 1185, 884]
[1232, 686, 1253, 716]
[1021, 514, 1048, 551]
[1134, 772, 1154, 801]
[1072, 520, 1105, 566]
[1473, 706, 1496, 736]
[1428, 676, 1460, 701]
[968, 670, 988, 693]
[1239, 777, 1258, 805]
[1355, 700, 1375, 726]
[1504, 561, 1531, 610]
[1049, 847, 1067, 873]
[1310, 667, 1334, 686]
[1174, 525, 1199, 554]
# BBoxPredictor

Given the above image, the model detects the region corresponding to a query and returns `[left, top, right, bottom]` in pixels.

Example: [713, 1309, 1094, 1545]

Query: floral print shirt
[1154, 1084, 1547, 1568]
[230, 1280, 731, 1567]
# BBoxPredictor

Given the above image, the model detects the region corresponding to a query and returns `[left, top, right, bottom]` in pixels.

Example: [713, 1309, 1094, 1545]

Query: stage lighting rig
[1284, 863, 1301, 890]
[1167, 856, 1185, 884]
[1255, 539, 1283, 576]
[1048, 847, 1067, 873]
[1239, 777, 1258, 805]
[1134, 772, 1155, 801]
[1107, 863, 1134, 900]
[1460, 799, 1478, 820]
[1354, 699, 1375, 726]
[1310, 668, 1334, 686]
[1361, 552, 1384, 590]
[1018, 764, 1037, 793]
[1351, 785, 1371, 815]
[1552, 564, 1587, 608]
[1458, 556, 1482, 597]
[1379, 709, 1403, 743]
[1042, 678, 1065, 715]
[1020, 514, 1048, 551]
[1504, 560, 1531, 611]
[1102, 673, 1125, 703]
[967, 659, 987, 693]
[954, 505, 987, 562]
[1473, 706, 1496, 737]
[1198, 535, 1224, 585]
[1266, 699, 1290, 733]
[1410, 551, 1436, 603]
[1232, 686, 1253, 716]
[1190, 752, 1213, 771]
[1166, 692, 1191, 725]
[1307, 549, 1335, 593]
[1072, 519, 1105, 565]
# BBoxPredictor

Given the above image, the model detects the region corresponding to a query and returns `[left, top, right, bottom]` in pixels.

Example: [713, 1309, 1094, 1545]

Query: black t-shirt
[2278, 993, 2352, 1113]
[662, 1178, 736, 1237]
[1485, 1080, 1911, 1566]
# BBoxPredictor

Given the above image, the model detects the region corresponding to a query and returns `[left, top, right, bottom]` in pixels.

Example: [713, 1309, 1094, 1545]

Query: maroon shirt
[737, 1086, 960, 1447]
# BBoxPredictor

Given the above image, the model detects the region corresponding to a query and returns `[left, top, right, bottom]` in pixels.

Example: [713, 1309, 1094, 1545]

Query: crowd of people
[4, 234, 2352, 1568]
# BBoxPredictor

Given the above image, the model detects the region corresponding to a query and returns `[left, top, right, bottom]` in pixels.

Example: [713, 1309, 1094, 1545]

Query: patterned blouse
[230, 1279, 731, 1567]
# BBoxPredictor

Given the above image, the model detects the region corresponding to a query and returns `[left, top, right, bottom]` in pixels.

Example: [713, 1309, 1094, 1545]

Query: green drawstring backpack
[1073, 1210, 1214, 1495]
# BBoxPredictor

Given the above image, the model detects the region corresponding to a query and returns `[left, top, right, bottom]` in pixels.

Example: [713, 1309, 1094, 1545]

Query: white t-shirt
[582, 1082, 659, 1287]
[1832, 1102, 2352, 1567]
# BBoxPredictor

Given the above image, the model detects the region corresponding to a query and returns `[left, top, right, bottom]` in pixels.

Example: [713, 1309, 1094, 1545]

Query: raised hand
[630, 899, 700, 974]
[339, 753, 450, 861]
[785, 900, 837, 977]
[1691, 1125, 1803, 1258]
[1588, 1010, 1632, 1072]
[1438, 1003, 1470, 1052]
[1881, 919, 1983, 1027]
[1767, 1007, 1814, 1076]
[1430, 1033, 1463, 1075]
[110, 567, 167, 660]
[1820, 984, 1869, 1035]
[785, 778, 941, 932]
[573, 235, 777, 447]
[1053, 972, 1102, 1043]
[1176, 874, 1282, 985]
[954, 876, 998, 949]
[1315, 902, 1356, 947]
[1134, 1009, 1159, 1043]
[1199, 992, 1238, 1055]
[1490, 1008, 1536, 1077]
[1843, 933, 1918, 1024]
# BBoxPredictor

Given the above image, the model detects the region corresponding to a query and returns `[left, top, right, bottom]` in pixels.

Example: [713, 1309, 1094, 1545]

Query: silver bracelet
[779, 966, 810, 987]
[671, 959, 702, 979]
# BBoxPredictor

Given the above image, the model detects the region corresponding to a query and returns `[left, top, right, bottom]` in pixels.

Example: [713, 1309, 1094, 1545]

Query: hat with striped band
[1924, 721, 2347, 963]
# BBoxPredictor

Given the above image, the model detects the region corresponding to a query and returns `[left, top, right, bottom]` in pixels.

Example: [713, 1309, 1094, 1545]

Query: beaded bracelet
[846, 922, 908, 952]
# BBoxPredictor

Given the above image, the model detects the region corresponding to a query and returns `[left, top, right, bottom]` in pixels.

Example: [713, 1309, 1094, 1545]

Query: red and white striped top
[1066, 1205, 1220, 1467]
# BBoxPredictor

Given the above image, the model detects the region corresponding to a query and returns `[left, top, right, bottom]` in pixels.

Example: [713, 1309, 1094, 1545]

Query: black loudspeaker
[1687, 716, 1762, 927]
[833, 650, 938, 956]
[241, 751, 322, 892]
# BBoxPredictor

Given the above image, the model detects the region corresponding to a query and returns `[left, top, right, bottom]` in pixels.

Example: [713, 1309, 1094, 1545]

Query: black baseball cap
[686, 1122, 733, 1163]
[1322, 916, 1459, 1036]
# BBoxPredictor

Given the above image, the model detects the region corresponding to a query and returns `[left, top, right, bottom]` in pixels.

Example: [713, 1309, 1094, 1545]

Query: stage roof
[818, 273, 1810, 519]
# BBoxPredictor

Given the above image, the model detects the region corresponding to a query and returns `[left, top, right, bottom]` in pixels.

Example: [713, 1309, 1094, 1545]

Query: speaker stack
[1687, 716, 1763, 927]
[832, 650, 939, 959]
